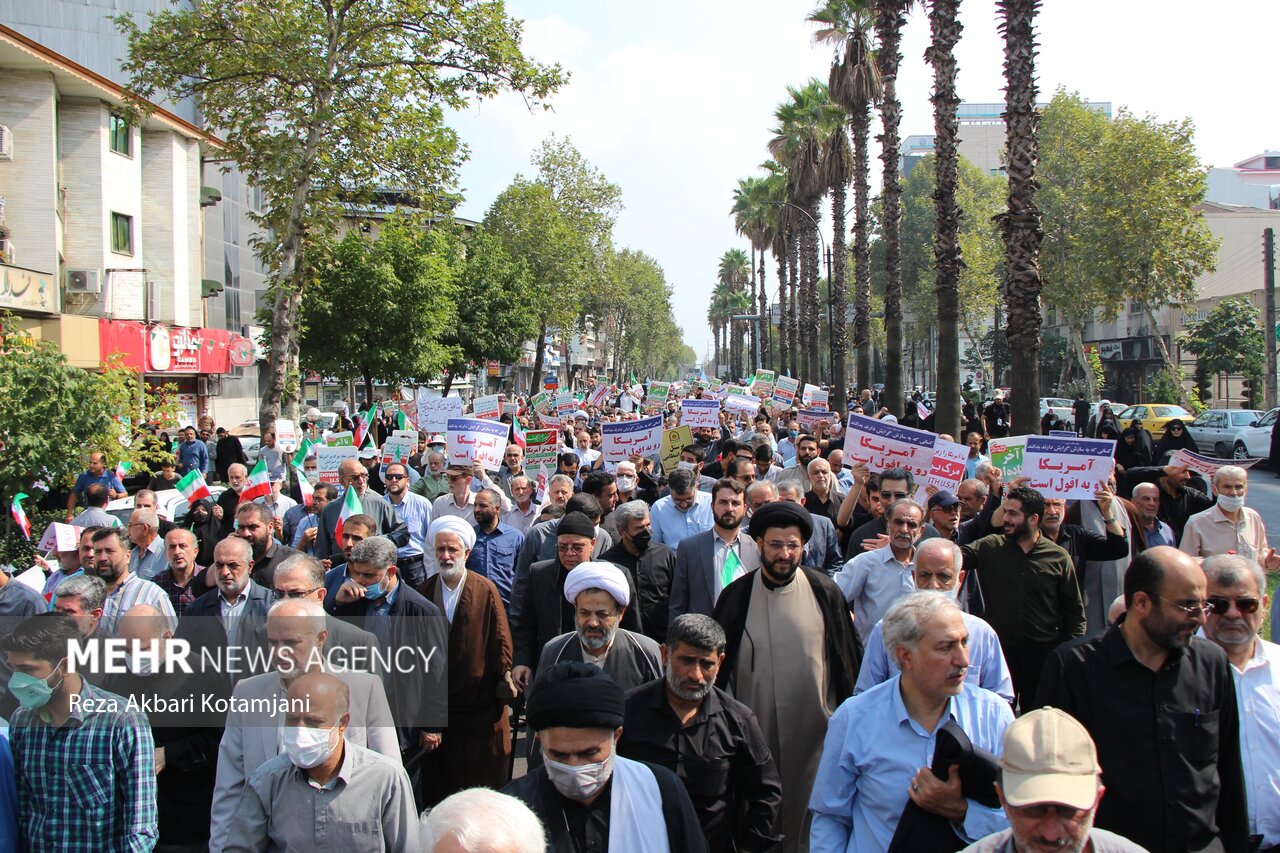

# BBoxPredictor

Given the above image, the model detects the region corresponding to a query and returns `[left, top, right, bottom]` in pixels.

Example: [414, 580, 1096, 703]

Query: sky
[447, 1, 1279, 362]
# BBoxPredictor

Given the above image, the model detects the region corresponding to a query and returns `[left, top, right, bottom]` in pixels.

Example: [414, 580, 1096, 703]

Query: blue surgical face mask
[789, 430, 798, 439]
[363, 581, 386, 601]
[9, 659, 64, 710]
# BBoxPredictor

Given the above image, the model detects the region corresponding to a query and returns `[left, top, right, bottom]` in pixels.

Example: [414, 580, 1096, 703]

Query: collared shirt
[1139, 518, 1176, 549]
[960, 533, 1085, 648]
[291, 513, 322, 555]
[440, 572, 465, 623]
[410, 471, 450, 502]
[282, 504, 311, 546]
[809, 677, 1013, 852]
[221, 740, 419, 853]
[712, 530, 760, 599]
[10, 678, 158, 851]
[151, 565, 199, 617]
[72, 471, 125, 502]
[651, 491, 714, 549]
[386, 490, 432, 559]
[619, 679, 783, 852]
[1180, 504, 1268, 562]
[835, 545, 917, 644]
[257, 492, 298, 521]
[502, 500, 541, 534]
[1227, 637, 1280, 846]
[219, 589, 250, 642]
[431, 491, 476, 526]
[100, 573, 178, 637]
[128, 536, 167, 581]
[467, 523, 524, 610]
[71, 507, 121, 529]
[366, 583, 399, 651]
[177, 439, 209, 475]
[1036, 624, 1249, 852]
[857, 611, 1016, 703]
[964, 453, 989, 480]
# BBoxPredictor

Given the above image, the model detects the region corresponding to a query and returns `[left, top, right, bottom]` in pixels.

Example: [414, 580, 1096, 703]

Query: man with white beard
[619, 613, 783, 852]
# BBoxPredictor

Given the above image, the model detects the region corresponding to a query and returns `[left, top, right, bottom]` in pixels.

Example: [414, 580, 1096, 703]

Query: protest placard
[530, 390, 552, 414]
[707, 379, 726, 399]
[446, 417, 510, 471]
[925, 437, 969, 492]
[316, 445, 357, 484]
[805, 385, 829, 411]
[381, 399, 396, 416]
[1023, 435, 1116, 500]
[418, 394, 463, 434]
[660, 425, 694, 474]
[472, 394, 502, 420]
[840, 413, 937, 483]
[724, 393, 762, 418]
[1049, 430, 1077, 437]
[327, 431, 354, 447]
[645, 382, 671, 413]
[555, 392, 576, 423]
[524, 429, 560, 467]
[751, 370, 776, 397]
[772, 376, 800, 411]
[726, 385, 747, 396]
[989, 436, 1028, 482]
[601, 414, 663, 463]
[273, 419, 299, 453]
[1168, 448, 1259, 478]
[797, 409, 832, 431]
[680, 399, 721, 430]
[380, 429, 417, 470]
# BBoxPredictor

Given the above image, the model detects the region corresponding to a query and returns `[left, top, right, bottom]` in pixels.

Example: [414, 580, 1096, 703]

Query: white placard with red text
[601, 414, 663, 463]
[446, 417, 510, 471]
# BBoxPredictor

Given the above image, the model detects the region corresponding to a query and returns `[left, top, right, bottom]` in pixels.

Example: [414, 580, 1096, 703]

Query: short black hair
[1124, 548, 1167, 608]
[0, 612, 78, 665]
[558, 452, 579, 468]
[727, 457, 755, 479]
[796, 433, 820, 449]
[91, 527, 128, 549]
[718, 439, 742, 459]
[85, 484, 110, 508]
[879, 467, 915, 490]
[565, 493, 603, 523]
[753, 443, 774, 463]
[1005, 486, 1045, 521]
[680, 444, 705, 463]
[581, 470, 616, 497]
[712, 477, 746, 502]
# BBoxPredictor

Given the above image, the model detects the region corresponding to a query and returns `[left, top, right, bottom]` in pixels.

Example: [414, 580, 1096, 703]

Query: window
[110, 212, 133, 255]
[108, 114, 131, 157]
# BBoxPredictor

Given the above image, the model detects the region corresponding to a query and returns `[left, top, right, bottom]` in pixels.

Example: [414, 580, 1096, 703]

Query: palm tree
[998, 0, 1044, 433]
[875, 0, 911, 419]
[718, 249, 752, 375]
[811, 0, 882, 413]
[733, 177, 779, 370]
[926, 0, 963, 436]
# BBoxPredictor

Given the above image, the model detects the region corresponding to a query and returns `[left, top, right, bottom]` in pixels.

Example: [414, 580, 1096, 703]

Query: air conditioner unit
[65, 268, 101, 294]
[0, 126, 11, 160]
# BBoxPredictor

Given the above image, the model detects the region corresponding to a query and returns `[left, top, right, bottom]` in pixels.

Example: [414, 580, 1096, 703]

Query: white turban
[563, 562, 630, 607]
[429, 516, 476, 551]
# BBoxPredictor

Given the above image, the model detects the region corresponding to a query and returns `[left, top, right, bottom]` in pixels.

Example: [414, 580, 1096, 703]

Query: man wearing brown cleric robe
[712, 500, 861, 853]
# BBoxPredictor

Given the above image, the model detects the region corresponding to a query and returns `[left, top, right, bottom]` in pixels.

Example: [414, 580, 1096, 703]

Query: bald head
[118, 604, 171, 645]
[286, 670, 350, 728]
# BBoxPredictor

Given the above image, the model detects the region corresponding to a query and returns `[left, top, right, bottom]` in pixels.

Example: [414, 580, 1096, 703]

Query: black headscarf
[1115, 425, 1152, 470]
[1155, 418, 1198, 462]
[184, 498, 220, 567]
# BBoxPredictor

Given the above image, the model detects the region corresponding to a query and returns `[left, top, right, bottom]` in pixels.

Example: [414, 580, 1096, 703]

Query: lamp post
[760, 200, 834, 385]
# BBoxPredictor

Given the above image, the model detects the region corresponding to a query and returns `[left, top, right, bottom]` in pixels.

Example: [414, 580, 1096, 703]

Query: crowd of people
[1, 379, 1277, 852]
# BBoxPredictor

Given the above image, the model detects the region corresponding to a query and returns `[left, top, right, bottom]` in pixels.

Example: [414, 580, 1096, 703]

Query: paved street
[1246, 463, 1280, 549]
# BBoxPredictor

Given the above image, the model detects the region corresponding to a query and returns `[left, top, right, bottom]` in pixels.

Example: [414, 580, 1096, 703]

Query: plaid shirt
[10, 678, 157, 851]
[151, 565, 201, 617]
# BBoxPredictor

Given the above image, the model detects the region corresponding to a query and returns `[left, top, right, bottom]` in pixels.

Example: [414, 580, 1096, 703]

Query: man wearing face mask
[1181, 464, 1280, 568]
[601, 500, 676, 643]
[613, 460, 642, 504]
[221, 670, 420, 852]
[2, 611, 158, 850]
[503, 661, 708, 852]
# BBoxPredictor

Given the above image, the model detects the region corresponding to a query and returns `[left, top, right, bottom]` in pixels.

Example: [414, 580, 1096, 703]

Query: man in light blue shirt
[836, 499, 924, 644]
[856, 538, 1014, 703]
[382, 462, 432, 587]
[650, 468, 714, 550]
[811, 590, 1013, 852]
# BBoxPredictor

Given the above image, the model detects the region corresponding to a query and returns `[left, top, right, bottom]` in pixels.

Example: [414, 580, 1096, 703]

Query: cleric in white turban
[429, 515, 476, 551]
[563, 561, 631, 608]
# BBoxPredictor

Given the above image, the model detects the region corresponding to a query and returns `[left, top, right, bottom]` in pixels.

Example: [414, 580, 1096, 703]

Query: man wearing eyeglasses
[1035, 546, 1249, 853]
[1201, 553, 1280, 853]
[267, 554, 380, 680]
[845, 467, 941, 555]
[380, 462, 432, 588]
[313, 459, 408, 560]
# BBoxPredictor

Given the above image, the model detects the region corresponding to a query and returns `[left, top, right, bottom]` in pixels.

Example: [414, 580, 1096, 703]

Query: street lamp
[760, 200, 835, 383]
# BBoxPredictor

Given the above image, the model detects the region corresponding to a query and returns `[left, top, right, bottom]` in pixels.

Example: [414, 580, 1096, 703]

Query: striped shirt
[99, 573, 178, 637]
[10, 678, 158, 851]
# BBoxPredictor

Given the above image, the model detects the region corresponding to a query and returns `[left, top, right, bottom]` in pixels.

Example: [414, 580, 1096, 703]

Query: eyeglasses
[1206, 596, 1260, 615]
[384, 474, 407, 481]
[556, 543, 590, 555]
[1169, 426, 1184, 432]
[348, 473, 368, 481]
[273, 587, 321, 600]
[1153, 595, 1211, 616]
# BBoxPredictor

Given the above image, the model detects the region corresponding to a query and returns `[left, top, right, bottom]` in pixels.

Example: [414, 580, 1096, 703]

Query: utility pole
[1266, 227, 1276, 410]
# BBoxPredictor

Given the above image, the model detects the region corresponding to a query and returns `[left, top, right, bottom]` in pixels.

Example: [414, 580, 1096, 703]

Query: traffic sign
[975, 369, 985, 380]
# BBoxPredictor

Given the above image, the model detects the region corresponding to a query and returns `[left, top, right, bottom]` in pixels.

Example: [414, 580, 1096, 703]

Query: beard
[1009, 809, 1094, 853]
[665, 666, 713, 703]
[716, 512, 741, 530]
[761, 552, 801, 585]
[473, 511, 497, 528]
[578, 621, 617, 652]
[92, 561, 125, 583]
[1004, 517, 1033, 540]
[1140, 608, 1196, 650]
[437, 559, 464, 582]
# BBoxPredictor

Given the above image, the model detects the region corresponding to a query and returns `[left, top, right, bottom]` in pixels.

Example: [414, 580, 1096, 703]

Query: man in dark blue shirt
[176, 426, 209, 475]
[468, 487, 524, 611]
[66, 452, 126, 522]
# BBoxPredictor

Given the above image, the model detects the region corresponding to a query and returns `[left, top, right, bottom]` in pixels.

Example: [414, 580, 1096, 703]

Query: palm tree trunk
[831, 180, 850, 414]
[749, 247, 759, 370]
[758, 254, 769, 369]
[803, 202, 822, 386]
[999, 0, 1045, 435]
[852, 101, 874, 393]
[928, 0, 964, 438]
[877, 0, 907, 419]
[776, 245, 790, 375]
[788, 231, 800, 379]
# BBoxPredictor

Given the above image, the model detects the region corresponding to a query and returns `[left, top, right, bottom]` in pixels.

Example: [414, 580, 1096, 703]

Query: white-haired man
[420, 787, 545, 853]
[1181, 464, 1280, 568]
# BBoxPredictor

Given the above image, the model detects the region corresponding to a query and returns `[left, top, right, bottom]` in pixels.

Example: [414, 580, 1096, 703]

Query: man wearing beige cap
[962, 707, 1148, 852]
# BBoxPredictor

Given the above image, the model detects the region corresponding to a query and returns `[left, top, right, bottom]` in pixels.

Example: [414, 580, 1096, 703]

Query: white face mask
[282, 724, 339, 769]
[1217, 494, 1245, 512]
[616, 476, 637, 493]
[544, 737, 615, 800]
[676, 460, 696, 472]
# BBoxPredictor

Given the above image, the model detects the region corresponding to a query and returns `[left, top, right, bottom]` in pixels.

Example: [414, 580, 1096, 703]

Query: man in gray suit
[267, 553, 381, 673]
[670, 479, 760, 621]
[208, 597, 399, 851]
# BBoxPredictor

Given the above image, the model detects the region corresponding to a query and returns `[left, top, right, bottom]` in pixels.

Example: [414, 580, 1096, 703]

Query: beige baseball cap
[999, 707, 1101, 810]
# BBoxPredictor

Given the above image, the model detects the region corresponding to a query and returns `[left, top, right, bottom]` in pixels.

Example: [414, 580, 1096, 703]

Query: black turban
[526, 662, 625, 731]
[748, 501, 814, 542]
[558, 511, 597, 539]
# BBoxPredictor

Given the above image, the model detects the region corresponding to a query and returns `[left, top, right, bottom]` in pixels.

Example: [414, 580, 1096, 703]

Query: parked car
[1228, 407, 1279, 460]
[1184, 409, 1266, 458]
[1115, 404, 1193, 440]
[105, 486, 227, 527]
[1040, 398, 1076, 428]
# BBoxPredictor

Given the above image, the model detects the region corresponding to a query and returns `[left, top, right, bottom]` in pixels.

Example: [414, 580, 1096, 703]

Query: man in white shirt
[1200, 553, 1280, 850]
[835, 499, 924, 644]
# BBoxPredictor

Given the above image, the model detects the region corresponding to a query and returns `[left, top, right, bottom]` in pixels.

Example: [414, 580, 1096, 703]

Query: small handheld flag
[353, 408, 377, 448]
[395, 410, 410, 432]
[291, 438, 314, 469]
[333, 485, 363, 543]
[115, 460, 133, 481]
[294, 465, 314, 507]
[175, 470, 212, 503]
[535, 462, 549, 504]
[10, 493, 31, 540]
[238, 458, 271, 503]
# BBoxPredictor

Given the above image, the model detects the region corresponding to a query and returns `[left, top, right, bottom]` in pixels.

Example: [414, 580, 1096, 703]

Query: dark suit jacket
[512, 558, 642, 672]
[175, 580, 273, 685]
[314, 489, 408, 557]
[806, 514, 845, 577]
[670, 530, 720, 620]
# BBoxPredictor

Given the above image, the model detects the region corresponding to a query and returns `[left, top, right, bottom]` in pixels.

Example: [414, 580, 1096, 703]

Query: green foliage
[1144, 367, 1204, 413]
[1085, 346, 1106, 395]
[1182, 297, 1266, 379]
[608, 250, 691, 380]
[300, 222, 460, 397]
[440, 227, 540, 375]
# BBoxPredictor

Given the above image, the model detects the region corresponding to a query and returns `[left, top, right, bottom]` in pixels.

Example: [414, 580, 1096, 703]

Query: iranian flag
[291, 438, 313, 469]
[353, 408, 377, 448]
[294, 465, 314, 507]
[175, 469, 211, 503]
[238, 459, 271, 503]
[10, 492, 31, 540]
[535, 462, 549, 504]
[115, 460, 133, 481]
[512, 417, 527, 450]
[395, 410, 410, 431]
[333, 485, 363, 543]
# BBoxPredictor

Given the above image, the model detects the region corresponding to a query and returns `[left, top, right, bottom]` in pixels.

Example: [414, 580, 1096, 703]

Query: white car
[1184, 409, 1266, 459]
[106, 486, 227, 526]
[1039, 397, 1076, 428]
[1231, 407, 1278, 460]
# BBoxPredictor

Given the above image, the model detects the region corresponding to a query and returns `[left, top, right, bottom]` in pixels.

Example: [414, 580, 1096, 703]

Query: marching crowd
[1, 380, 1278, 853]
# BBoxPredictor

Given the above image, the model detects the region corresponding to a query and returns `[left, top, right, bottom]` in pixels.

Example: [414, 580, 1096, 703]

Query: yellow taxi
[1115, 404, 1194, 440]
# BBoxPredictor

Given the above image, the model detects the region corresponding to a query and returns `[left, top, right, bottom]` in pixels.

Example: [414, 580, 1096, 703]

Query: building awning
[99, 319, 255, 374]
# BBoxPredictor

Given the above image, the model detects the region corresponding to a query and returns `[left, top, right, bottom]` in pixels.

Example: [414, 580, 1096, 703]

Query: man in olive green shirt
[410, 450, 450, 502]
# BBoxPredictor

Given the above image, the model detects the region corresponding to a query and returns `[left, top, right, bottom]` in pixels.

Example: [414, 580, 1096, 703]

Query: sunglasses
[1206, 596, 1260, 615]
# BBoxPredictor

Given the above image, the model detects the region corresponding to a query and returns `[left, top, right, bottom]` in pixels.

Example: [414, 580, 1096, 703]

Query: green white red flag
[175, 469, 211, 503]
[294, 466, 314, 507]
[10, 492, 31, 540]
[238, 458, 271, 503]
[333, 485, 362, 543]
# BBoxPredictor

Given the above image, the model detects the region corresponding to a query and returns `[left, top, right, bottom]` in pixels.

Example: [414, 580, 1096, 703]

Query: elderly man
[419, 517, 517, 804]
[713, 501, 860, 852]
[856, 538, 1014, 703]
[670, 479, 760, 622]
[837, 498, 926, 644]
[810, 591, 1014, 852]
[651, 467, 715, 549]
[411, 450, 451, 502]
[620, 614, 783, 852]
[1200, 554, 1280, 851]
[613, 460, 642, 504]
[1181, 465, 1279, 567]
[1121, 462, 1214, 543]
[126, 508, 167, 581]
[421, 788, 545, 853]
[1035, 546, 1249, 852]
[468, 487, 524, 610]
[210, 598, 399, 850]
[132, 489, 177, 537]
[150, 528, 207, 617]
[268, 554, 381, 671]
[601, 499, 676, 643]
[177, 536, 272, 679]
[314, 458, 408, 558]
[214, 462, 249, 536]
[927, 490, 962, 541]
[956, 477, 990, 522]
[774, 480, 845, 577]
[90, 527, 176, 637]
[846, 467, 941, 555]
[503, 662, 707, 851]
[535, 562, 662, 694]
[1130, 481, 1175, 551]
[434, 464, 480, 525]
[503, 474, 541, 534]
[221, 671, 420, 853]
[776, 433, 822, 493]
[804, 456, 844, 523]
[495, 444, 528, 499]
[960, 707, 1147, 853]
[232, 501, 299, 588]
